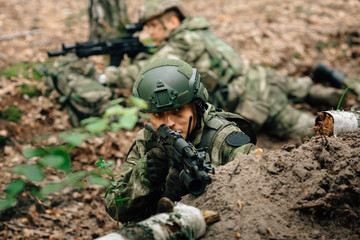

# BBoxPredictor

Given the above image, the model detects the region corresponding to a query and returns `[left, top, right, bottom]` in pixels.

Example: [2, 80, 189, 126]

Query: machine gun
[47, 23, 148, 66]
[145, 123, 215, 196]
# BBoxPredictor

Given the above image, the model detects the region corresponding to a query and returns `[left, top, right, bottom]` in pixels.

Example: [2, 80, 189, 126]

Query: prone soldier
[105, 58, 263, 222]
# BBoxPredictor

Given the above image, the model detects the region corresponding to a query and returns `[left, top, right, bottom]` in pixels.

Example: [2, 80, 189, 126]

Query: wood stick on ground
[289, 201, 327, 211]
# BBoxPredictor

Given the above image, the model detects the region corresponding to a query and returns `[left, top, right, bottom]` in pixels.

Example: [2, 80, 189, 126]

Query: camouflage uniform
[47, 55, 113, 125]
[106, 102, 262, 222]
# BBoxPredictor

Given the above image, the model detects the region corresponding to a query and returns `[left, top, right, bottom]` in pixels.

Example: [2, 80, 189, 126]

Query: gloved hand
[165, 167, 188, 201]
[146, 147, 169, 184]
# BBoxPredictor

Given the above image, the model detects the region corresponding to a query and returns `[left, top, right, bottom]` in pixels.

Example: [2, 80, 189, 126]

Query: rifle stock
[145, 123, 214, 196]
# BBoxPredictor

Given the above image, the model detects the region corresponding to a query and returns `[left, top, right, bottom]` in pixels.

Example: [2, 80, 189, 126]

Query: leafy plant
[0, 96, 147, 211]
[81, 96, 148, 135]
[96, 156, 129, 225]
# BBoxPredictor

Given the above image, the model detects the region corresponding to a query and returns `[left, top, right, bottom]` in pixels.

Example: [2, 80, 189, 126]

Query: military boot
[306, 85, 345, 107]
[311, 62, 346, 88]
[312, 62, 360, 101]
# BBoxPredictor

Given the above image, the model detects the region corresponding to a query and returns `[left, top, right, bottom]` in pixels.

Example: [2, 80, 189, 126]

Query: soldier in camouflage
[48, 0, 360, 139]
[105, 58, 263, 222]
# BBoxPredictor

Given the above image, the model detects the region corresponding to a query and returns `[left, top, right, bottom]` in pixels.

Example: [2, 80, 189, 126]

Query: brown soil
[0, 0, 359, 239]
[182, 131, 360, 239]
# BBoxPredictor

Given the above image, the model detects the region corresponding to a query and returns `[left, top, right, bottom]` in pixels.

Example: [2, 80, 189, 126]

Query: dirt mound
[182, 131, 360, 239]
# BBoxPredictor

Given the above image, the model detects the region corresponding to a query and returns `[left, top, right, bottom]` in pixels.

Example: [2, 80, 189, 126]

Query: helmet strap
[185, 116, 192, 140]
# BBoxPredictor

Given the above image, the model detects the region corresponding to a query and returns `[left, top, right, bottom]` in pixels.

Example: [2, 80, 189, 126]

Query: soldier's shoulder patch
[226, 132, 250, 147]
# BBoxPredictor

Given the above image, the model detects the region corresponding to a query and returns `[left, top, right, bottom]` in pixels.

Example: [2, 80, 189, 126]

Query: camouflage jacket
[106, 103, 262, 222]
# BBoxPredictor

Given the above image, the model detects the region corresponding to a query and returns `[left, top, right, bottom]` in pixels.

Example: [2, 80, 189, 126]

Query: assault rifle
[145, 123, 215, 196]
[47, 23, 148, 66]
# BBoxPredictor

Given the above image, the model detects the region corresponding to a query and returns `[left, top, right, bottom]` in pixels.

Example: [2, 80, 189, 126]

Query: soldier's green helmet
[133, 59, 208, 113]
[139, 0, 188, 24]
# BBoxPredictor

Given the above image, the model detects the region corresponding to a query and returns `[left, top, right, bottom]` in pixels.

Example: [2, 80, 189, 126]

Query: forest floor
[0, 0, 359, 239]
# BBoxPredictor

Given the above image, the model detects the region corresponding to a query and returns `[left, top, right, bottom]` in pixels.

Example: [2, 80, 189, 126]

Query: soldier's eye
[175, 107, 183, 112]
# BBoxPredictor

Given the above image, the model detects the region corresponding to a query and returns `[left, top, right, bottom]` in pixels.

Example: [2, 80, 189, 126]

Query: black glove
[146, 147, 169, 183]
[165, 167, 188, 201]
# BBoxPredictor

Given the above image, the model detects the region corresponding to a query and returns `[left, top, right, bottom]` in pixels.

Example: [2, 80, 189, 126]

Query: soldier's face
[144, 18, 167, 44]
[148, 102, 197, 139]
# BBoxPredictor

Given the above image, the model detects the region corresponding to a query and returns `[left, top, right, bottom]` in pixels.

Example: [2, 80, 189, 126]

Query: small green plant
[21, 84, 42, 98]
[6, 105, 22, 122]
[336, 87, 349, 110]
[95, 156, 129, 225]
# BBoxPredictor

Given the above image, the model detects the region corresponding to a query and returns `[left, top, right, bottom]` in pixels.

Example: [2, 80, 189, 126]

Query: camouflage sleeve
[106, 129, 162, 222]
[105, 59, 149, 88]
[210, 124, 263, 166]
[104, 45, 187, 89]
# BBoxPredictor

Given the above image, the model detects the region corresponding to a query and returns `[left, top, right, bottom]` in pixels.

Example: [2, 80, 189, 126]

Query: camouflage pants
[224, 65, 316, 139]
[47, 55, 113, 124]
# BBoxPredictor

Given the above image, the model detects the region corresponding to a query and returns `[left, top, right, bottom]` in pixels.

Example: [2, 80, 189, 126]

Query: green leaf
[40, 149, 71, 173]
[88, 175, 110, 187]
[95, 156, 104, 167]
[12, 165, 45, 182]
[0, 198, 17, 210]
[59, 132, 87, 146]
[85, 118, 108, 134]
[39, 183, 64, 197]
[130, 96, 148, 109]
[109, 98, 124, 105]
[23, 147, 47, 158]
[5, 180, 25, 197]
[115, 195, 130, 207]
[40, 155, 65, 169]
[119, 114, 138, 130]
[71, 181, 87, 188]
[65, 171, 87, 185]
[104, 187, 111, 198]
[80, 116, 101, 125]
[104, 105, 125, 116]
[336, 87, 349, 110]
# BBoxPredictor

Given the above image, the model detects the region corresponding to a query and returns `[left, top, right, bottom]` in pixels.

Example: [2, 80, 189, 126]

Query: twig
[9, 137, 23, 152]
[289, 201, 326, 211]
[0, 29, 43, 41]
[228, 161, 241, 182]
